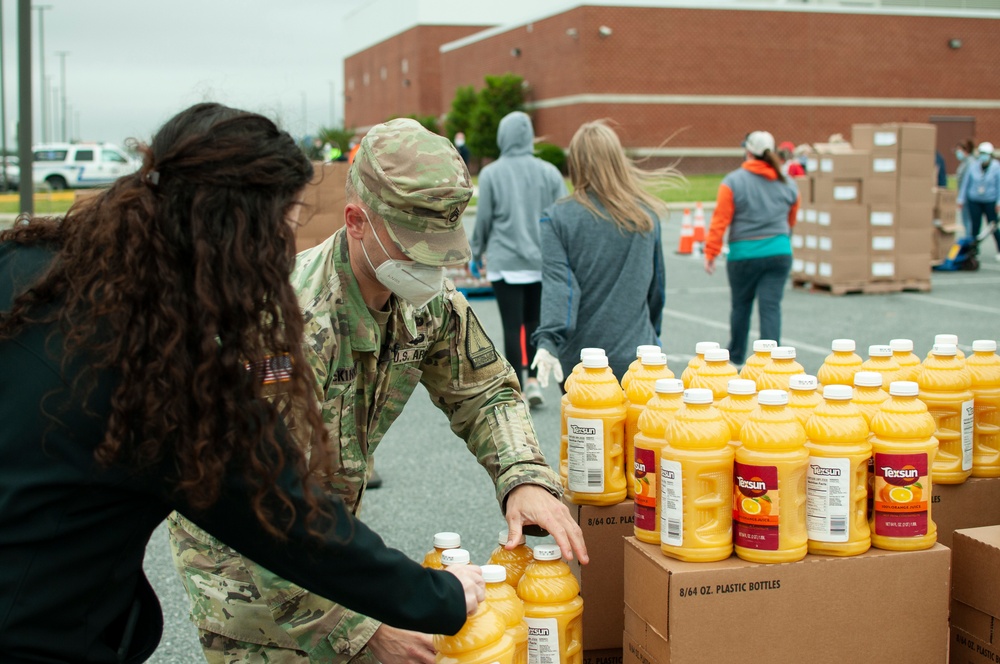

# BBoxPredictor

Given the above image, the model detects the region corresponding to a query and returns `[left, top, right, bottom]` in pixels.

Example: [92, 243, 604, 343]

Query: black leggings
[490, 280, 542, 377]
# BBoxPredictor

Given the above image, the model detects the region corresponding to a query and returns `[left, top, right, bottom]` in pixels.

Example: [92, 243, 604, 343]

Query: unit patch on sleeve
[465, 308, 498, 369]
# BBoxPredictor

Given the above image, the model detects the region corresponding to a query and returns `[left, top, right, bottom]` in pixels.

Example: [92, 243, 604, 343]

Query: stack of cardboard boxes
[933, 187, 959, 265]
[951, 526, 1000, 663]
[792, 123, 938, 293]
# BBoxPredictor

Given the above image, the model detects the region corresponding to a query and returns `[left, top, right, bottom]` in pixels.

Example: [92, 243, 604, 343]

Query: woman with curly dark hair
[0, 103, 482, 663]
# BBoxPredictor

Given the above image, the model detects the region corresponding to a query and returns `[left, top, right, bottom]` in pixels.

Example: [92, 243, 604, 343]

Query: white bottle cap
[727, 379, 756, 395]
[932, 343, 958, 357]
[654, 378, 685, 394]
[498, 529, 526, 546]
[889, 339, 913, 352]
[889, 381, 919, 397]
[868, 345, 892, 357]
[935, 334, 958, 346]
[695, 341, 721, 355]
[831, 339, 856, 352]
[704, 348, 730, 362]
[973, 340, 998, 353]
[753, 339, 778, 352]
[640, 352, 668, 366]
[854, 371, 883, 388]
[433, 532, 461, 548]
[771, 346, 796, 359]
[788, 374, 818, 391]
[582, 355, 609, 369]
[533, 544, 562, 561]
[683, 388, 714, 405]
[580, 347, 606, 359]
[635, 344, 661, 359]
[441, 548, 471, 566]
[823, 384, 853, 400]
[758, 389, 789, 406]
[482, 565, 507, 584]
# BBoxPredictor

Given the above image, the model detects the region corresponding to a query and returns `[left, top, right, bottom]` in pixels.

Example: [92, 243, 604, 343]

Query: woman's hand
[704, 256, 716, 275]
[530, 349, 564, 388]
[443, 563, 485, 615]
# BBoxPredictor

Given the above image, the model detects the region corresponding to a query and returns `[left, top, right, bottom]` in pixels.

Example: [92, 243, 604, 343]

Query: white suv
[32, 143, 139, 190]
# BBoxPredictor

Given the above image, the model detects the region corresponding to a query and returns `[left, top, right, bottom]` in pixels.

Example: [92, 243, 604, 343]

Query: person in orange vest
[348, 139, 360, 165]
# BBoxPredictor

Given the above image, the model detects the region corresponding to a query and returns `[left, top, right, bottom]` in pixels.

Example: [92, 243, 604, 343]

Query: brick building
[345, 1, 1000, 173]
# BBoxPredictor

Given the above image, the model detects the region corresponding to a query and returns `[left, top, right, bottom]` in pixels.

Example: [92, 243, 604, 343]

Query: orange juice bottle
[689, 348, 739, 400]
[422, 532, 461, 569]
[861, 345, 901, 388]
[816, 339, 863, 387]
[681, 341, 720, 388]
[852, 372, 889, 428]
[717, 378, 758, 449]
[918, 343, 975, 485]
[620, 344, 663, 391]
[488, 529, 534, 589]
[625, 352, 675, 499]
[869, 381, 938, 551]
[740, 339, 777, 384]
[890, 339, 922, 383]
[633, 378, 685, 544]
[659, 388, 735, 562]
[564, 355, 627, 505]
[968, 340, 1000, 478]
[788, 374, 822, 428]
[560, 348, 606, 489]
[436, 550, 515, 664]
[805, 385, 872, 556]
[734, 389, 809, 563]
[483, 565, 528, 664]
[518, 544, 583, 664]
[925, 334, 965, 360]
[756, 346, 805, 392]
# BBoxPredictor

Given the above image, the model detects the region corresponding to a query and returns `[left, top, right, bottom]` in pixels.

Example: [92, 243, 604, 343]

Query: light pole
[1, 0, 9, 191]
[19, 0, 33, 214]
[56, 49, 67, 141]
[33, 3, 51, 144]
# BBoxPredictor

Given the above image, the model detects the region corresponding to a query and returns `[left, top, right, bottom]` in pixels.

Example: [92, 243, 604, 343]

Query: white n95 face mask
[359, 209, 445, 309]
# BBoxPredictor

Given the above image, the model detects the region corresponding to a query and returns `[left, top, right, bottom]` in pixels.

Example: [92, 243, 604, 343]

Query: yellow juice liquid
[739, 341, 777, 384]
[659, 400, 735, 562]
[560, 352, 606, 489]
[734, 398, 809, 563]
[718, 391, 758, 449]
[624, 360, 675, 499]
[968, 347, 1000, 478]
[564, 362, 627, 505]
[804, 393, 872, 556]
[620, 345, 662, 391]
[485, 576, 528, 664]
[869, 390, 938, 551]
[852, 380, 889, 519]
[757, 356, 805, 392]
[816, 349, 863, 387]
[488, 539, 534, 589]
[518, 552, 583, 664]
[788, 387, 822, 429]
[681, 354, 705, 388]
[918, 351, 974, 484]
[633, 386, 684, 543]
[689, 358, 739, 401]
[860, 354, 901, 390]
[435, 599, 514, 664]
[892, 350, 922, 383]
[423, 542, 459, 570]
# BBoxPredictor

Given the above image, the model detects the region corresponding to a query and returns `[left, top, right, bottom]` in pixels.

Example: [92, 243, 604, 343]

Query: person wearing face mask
[957, 141, 1000, 259]
[168, 118, 587, 664]
[955, 139, 976, 239]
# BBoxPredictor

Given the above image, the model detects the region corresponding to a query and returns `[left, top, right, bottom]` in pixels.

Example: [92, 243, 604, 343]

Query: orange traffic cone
[693, 202, 706, 244]
[676, 208, 694, 255]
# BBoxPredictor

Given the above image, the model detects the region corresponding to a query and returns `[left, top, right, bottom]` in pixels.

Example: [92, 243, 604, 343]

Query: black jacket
[0, 242, 466, 663]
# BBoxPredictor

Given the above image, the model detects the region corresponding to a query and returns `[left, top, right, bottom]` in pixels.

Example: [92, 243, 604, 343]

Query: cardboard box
[896, 253, 931, 281]
[871, 155, 898, 177]
[564, 497, 636, 651]
[795, 176, 813, 205]
[899, 176, 936, 209]
[869, 206, 897, 229]
[791, 257, 805, 277]
[870, 258, 897, 280]
[296, 162, 349, 253]
[933, 479, 1000, 548]
[898, 225, 932, 255]
[870, 232, 896, 254]
[951, 625, 999, 664]
[813, 177, 863, 205]
[951, 600, 997, 649]
[934, 225, 958, 263]
[952, 527, 1000, 620]
[853, 123, 937, 154]
[900, 151, 937, 179]
[584, 649, 623, 664]
[899, 203, 934, 230]
[815, 254, 868, 284]
[813, 151, 870, 180]
[815, 204, 867, 231]
[623, 537, 950, 664]
[804, 260, 818, 278]
[816, 228, 867, 256]
[867, 177, 898, 208]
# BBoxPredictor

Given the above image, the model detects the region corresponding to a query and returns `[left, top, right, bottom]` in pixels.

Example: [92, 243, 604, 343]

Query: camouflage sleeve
[420, 284, 562, 508]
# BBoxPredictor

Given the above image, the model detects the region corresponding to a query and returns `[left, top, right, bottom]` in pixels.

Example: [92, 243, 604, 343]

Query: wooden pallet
[792, 278, 931, 296]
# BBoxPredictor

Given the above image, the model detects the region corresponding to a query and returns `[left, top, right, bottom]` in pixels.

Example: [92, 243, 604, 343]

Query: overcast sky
[0, 0, 368, 148]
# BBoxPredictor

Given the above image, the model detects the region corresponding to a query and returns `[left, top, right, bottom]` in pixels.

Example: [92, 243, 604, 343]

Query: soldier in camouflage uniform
[169, 118, 587, 663]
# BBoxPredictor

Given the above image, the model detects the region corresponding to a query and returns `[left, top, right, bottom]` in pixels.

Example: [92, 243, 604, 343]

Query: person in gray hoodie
[471, 111, 567, 407]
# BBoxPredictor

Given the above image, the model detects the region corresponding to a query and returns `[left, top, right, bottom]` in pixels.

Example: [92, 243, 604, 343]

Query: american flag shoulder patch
[246, 354, 294, 385]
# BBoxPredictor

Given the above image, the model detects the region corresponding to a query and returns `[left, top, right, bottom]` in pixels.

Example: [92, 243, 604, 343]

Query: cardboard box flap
[952, 526, 1000, 620]
[951, 600, 998, 646]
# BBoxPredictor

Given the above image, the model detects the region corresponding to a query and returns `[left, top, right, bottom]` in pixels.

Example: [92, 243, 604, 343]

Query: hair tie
[145, 170, 160, 187]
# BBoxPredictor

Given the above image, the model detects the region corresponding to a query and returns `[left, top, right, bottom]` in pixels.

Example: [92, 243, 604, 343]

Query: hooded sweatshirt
[471, 112, 568, 281]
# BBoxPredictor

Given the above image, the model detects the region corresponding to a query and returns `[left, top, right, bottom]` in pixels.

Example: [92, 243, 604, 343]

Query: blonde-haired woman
[531, 120, 678, 385]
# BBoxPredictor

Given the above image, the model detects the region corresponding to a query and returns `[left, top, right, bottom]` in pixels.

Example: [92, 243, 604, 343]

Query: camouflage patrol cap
[350, 118, 472, 266]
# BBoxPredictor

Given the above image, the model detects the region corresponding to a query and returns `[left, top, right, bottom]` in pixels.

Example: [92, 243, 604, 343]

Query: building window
[401, 58, 409, 74]
[363, 72, 370, 86]
[348, 78, 355, 91]
[380, 66, 388, 81]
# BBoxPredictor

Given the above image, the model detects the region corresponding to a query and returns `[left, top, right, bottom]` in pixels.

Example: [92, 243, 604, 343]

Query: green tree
[317, 126, 356, 153]
[467, 74, 525, 160]
[388, 114, 440, 134]
[444, 85, 477, 141]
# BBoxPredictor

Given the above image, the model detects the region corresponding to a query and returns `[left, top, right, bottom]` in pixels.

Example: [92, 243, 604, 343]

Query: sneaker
[525, 381, 545, 408]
